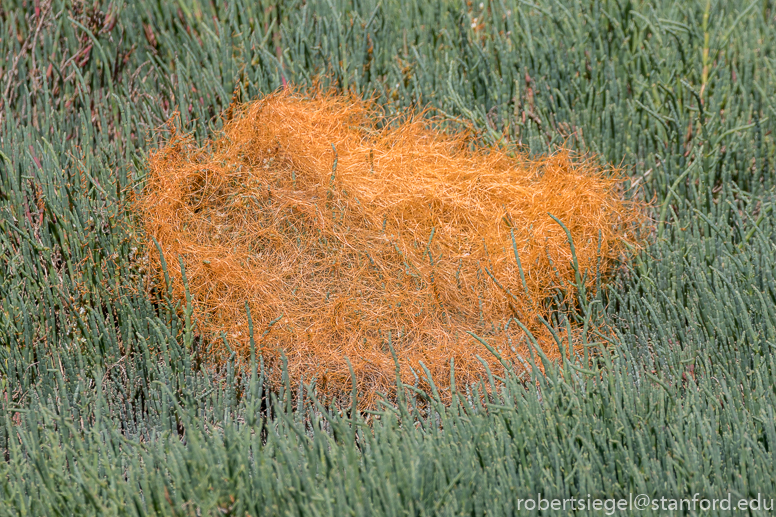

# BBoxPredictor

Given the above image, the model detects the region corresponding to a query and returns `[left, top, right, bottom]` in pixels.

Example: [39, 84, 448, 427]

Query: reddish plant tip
[139, 88, 642, 407]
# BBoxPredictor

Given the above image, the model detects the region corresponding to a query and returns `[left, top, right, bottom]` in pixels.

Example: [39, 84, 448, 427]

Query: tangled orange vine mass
[139, 88, 640, 405]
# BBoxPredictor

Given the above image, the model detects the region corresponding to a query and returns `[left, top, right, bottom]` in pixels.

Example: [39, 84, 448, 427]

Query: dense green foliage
[2, 0, 776, 514]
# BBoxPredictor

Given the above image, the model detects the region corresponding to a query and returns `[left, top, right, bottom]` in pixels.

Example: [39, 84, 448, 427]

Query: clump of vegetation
[141, 88, 639, 402]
